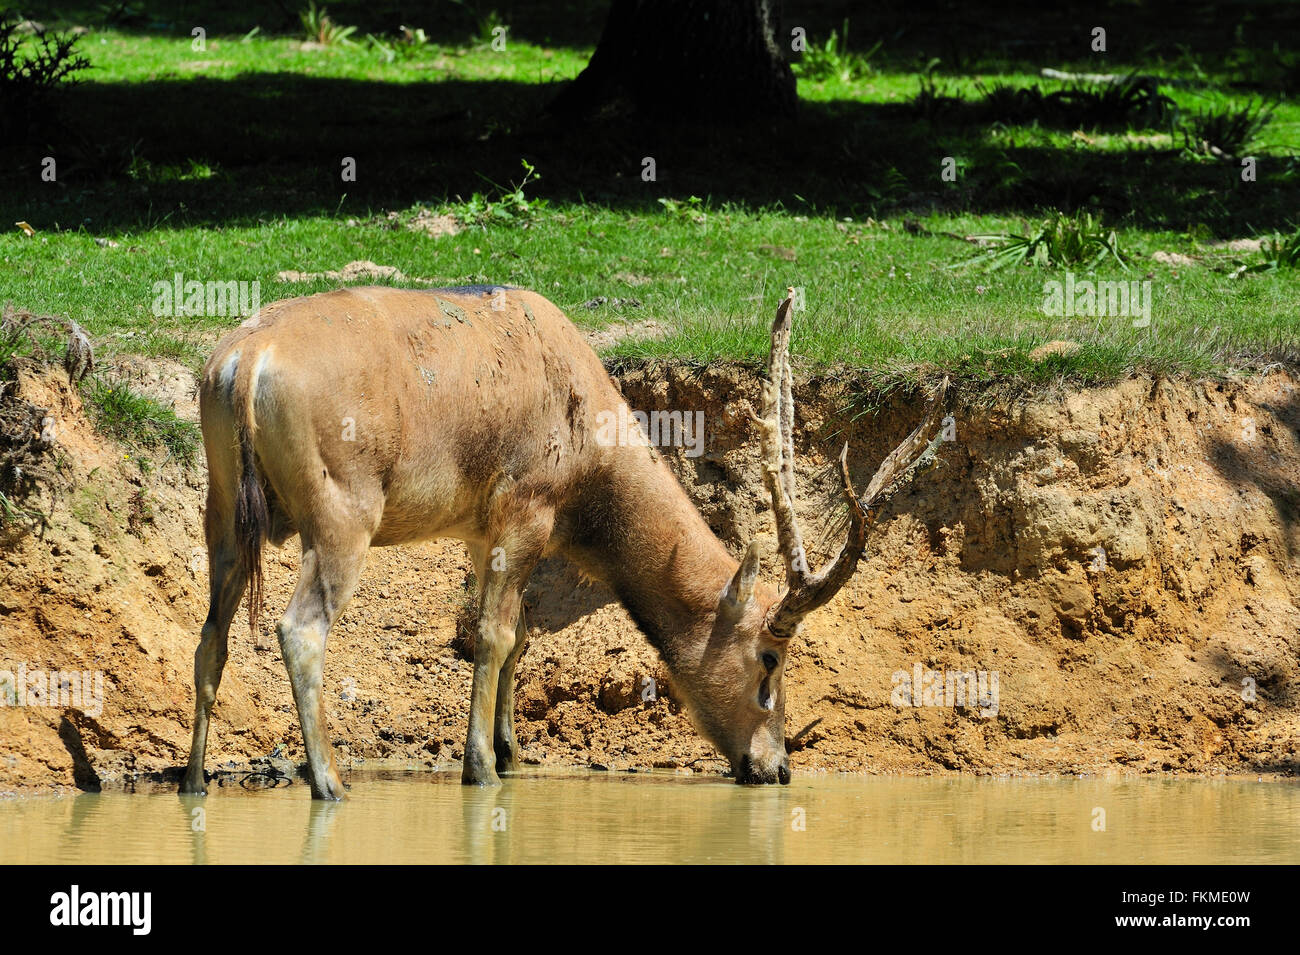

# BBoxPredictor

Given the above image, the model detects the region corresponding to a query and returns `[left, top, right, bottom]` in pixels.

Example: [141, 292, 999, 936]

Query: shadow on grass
[38, 0, 1300, 87]
[4, 70, 1296, 234]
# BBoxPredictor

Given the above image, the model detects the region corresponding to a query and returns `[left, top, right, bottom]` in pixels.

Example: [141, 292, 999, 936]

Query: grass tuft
[794, 20, 880, 84]
[448, 158, 549, 228]
[299, 2, 358, 47]
[1232, 228, 1300, 276]
[956, 211, 1127, 272]
[83, 378, 200, 465]
[974, 76, 1175, 129]
[1180, 99, 1274, 157]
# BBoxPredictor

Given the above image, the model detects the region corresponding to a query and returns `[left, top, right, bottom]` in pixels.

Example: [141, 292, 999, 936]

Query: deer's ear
[722, 541, 761, 614]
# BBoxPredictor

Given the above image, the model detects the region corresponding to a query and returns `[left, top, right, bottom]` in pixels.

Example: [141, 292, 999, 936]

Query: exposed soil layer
[1, 359, 1297, 794]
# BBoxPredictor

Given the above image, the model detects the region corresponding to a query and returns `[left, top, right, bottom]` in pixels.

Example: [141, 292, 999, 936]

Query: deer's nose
[736, 754, 787, 785]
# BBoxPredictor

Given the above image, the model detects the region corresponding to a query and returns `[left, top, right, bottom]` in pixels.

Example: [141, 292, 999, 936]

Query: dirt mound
[1, 359, 1297, 794]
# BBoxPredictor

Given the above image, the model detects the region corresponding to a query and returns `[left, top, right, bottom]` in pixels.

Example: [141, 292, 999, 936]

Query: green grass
[956, 210, 1128, 272]
[0, 1, 1296, 395]
[5, 202, 1294, 388]
[82, 376, 200, 464]
[1245, 228, 1300, 273]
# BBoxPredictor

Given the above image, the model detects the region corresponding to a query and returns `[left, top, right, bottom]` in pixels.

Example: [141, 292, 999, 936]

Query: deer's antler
[753, 289, 949, 639]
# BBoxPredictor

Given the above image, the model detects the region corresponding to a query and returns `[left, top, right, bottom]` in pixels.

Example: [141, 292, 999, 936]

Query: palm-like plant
[956, 212, 1127, 271]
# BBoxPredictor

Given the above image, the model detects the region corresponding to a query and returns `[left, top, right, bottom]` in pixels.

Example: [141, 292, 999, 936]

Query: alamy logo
[0, 663, 103, 717]
[151, 273, 260, 317]
[1041, 272, 1151, 327]
[891, 663, 999, 717]
[594, 405, 705, 458]
[49, 885, 151, 935]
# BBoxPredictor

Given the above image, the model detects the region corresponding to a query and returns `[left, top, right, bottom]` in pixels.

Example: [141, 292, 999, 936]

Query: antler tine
[766, 368, 951, 640]
[860, 377, 949, 509]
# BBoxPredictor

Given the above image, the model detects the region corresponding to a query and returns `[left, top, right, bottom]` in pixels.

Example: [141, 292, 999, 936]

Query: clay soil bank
[1, 360, 1297, 793]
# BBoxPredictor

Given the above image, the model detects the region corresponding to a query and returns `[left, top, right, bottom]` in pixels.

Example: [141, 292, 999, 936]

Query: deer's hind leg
[181, 497, 248, 796]
[277, 524, 370, 800]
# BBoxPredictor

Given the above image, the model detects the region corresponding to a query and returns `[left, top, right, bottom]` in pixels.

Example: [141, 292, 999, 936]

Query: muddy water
[2, 769, 1296, 864]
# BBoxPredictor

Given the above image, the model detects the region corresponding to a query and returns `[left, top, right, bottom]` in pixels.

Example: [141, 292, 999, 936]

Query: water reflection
[1, 770, 1296, 865]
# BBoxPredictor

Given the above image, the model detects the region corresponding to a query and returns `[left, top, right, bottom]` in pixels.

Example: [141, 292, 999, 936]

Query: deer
[180, 284, 946, 799]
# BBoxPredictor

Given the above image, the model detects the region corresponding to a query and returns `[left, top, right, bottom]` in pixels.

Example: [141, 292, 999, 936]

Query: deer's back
[201, 285, 620, 545]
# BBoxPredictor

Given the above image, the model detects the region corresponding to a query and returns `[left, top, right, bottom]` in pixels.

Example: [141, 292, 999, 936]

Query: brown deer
[180, 285, 946, 798]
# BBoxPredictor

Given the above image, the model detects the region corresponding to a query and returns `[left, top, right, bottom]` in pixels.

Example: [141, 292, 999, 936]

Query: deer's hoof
[494, 748, 519, 776]
[462, 748, 501, 784]
[310, 775, 347, 800]
[462, 756, 502, 786]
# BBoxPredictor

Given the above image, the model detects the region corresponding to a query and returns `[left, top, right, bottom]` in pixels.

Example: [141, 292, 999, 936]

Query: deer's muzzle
[736, 754, 791, 785]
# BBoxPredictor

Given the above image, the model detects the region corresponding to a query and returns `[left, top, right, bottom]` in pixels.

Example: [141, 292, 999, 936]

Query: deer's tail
[231, 368, 269, 637]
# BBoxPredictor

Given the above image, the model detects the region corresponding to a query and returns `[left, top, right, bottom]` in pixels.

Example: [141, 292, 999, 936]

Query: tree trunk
[551, 0, 795, 120]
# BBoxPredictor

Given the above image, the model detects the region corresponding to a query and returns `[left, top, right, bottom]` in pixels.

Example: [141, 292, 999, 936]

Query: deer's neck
[562, 452, 735, 664]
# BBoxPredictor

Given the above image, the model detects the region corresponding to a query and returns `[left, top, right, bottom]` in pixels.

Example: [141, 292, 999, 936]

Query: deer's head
[672, 291, 948, 785]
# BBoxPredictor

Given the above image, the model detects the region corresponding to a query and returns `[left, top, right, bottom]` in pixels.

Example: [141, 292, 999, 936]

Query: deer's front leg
[493, 610, 529, 774]
[463, 489, 551, 786]
[464, 608, 514, 786]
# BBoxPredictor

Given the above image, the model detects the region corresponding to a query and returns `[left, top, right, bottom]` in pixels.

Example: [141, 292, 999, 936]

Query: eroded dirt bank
[0, 359, 1297, 794]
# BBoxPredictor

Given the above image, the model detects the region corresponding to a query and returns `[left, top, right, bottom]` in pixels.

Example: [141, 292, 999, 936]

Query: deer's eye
[761, 651, 779, 673]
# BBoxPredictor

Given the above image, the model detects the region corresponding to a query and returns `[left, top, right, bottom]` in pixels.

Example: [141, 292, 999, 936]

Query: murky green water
[2, 768, 1296, 864]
